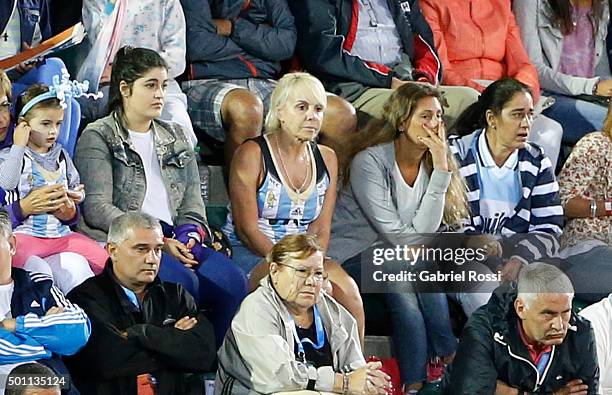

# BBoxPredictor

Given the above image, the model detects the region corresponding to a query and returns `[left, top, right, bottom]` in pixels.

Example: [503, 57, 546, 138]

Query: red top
[517, 321, 552, 365]
[420, 0, 540, 101]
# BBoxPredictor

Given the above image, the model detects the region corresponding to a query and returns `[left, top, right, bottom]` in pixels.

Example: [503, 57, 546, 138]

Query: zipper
[496, 334, 556, 392]
[416, 35, 441, 84]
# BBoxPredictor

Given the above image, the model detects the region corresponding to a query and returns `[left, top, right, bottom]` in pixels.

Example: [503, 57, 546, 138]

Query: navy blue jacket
[181, 0, 296, 80]
[0, 0, 52, 48]
[288, 0, 442, 101]
[443, 285, 599, 394]
[0, 268, 90, 370]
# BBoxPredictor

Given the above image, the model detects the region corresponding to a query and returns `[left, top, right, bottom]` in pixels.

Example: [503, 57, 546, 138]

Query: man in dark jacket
[444, 263, 599, 394]
[288, 0, 479, 125]
[65, 212, 216, 395]
[180, 0, 356, 167]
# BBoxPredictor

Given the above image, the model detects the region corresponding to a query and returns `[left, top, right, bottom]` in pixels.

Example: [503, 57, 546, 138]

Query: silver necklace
[275, 134, 312, 199]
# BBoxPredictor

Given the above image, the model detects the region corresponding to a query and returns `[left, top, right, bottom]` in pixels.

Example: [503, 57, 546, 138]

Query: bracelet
[605, 201, 612, 216]
[342, 372, 349, 395]
[590, 199, 598, 218]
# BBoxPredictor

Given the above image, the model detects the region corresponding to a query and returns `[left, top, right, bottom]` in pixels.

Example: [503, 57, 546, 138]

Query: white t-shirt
[128, 129, 173, 225]
[394, 161, 429, 227]
[580, 295, 612, 394]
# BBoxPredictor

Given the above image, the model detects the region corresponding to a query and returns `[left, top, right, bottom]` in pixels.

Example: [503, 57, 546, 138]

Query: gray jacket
[216, 276, 364, 395]
[328, 141, 451, 263]
[513, 0, 611, 96]
[74, 112, 207, 241]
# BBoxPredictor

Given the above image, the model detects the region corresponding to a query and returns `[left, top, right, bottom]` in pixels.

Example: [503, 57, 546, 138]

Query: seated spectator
[420, 0, 564, 169]
[443, 263, 598, 394]
[288, 0, 480, 128]
[0, 208, 90, 393]
[450, 79, 564, 283]
[0, 70, 97, 294]
[6, 363, 61, 395]
[514, 0, 611, 145]
[557, 115, 611, 302]
[329, 83, 482, 393]
[65, 212, 216, 394]
[77, 0, 198, 146]
[217, 233, 389, 395]
[74, 46, 247, 344]
[1, 2, 81, 155]
[579, 294, 612, 394]
[180, 0, 357, 168]
[223, 72, 364, 343]
[0, 82, 108, 292]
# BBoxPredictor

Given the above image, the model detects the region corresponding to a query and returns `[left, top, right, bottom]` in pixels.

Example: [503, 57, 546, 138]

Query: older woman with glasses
[216, 233, 390, 395]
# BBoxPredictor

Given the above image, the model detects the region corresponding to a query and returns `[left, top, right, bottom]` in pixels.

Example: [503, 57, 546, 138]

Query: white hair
[517, 262, 574, 309]
[107, 212, 162, 244]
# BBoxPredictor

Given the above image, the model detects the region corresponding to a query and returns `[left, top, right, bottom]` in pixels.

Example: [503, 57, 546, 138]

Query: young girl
[0, 82, 108, 290]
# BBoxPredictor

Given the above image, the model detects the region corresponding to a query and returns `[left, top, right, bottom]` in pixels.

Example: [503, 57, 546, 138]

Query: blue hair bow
[18, 68, 104, 117]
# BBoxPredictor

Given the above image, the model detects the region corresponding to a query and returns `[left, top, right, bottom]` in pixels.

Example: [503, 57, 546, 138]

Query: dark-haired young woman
[514, 0, 611, 145]
[74, 46, 247, 345]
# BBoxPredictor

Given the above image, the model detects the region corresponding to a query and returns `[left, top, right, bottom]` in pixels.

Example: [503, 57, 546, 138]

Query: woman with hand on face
[74, 46, 247, 345]
[329, 83, 471, 394]
[224, 72, 365, 344]
[450, 79, 565, 284]
[217, 233, 390, 395]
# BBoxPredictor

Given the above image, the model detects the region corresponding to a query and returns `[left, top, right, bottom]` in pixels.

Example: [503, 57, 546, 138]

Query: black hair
[451, 79, 532, 136]
[5, 363, 59, 394]
[108, 46, 168, 116]
[547, 0, 603, 35]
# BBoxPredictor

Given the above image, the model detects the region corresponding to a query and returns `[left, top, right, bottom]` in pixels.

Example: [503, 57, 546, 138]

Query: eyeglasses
[0, 102, 11, 115]
[277, 263, 329, 283]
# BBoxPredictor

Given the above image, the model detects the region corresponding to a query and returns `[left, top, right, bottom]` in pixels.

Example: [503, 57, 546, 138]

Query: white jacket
[216, 276, 365, 395]
[580, 294, 612, 395]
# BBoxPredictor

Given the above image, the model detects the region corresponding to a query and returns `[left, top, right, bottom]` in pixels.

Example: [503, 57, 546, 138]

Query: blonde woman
[223, 72, 365, 344]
